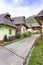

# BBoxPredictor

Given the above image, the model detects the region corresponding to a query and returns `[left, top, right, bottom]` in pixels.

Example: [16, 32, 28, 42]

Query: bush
[34, 35, 43, 47]
[22, 32, 31, 37]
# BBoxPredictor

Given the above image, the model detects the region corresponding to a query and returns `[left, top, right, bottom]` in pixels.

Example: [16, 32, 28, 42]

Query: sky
[0, 0, 43, 18]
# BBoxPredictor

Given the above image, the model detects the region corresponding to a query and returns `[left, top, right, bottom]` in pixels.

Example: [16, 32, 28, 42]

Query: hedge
[22, 32, 31, 37]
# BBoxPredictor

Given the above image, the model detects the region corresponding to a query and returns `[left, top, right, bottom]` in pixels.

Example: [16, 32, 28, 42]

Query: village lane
[0, 46, 24, 65]
[5, 34, 40, 59]
[0, 34, 40, 65]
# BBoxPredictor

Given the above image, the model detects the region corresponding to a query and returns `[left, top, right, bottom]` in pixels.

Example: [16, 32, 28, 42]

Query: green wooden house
[0, 13, 17, 42]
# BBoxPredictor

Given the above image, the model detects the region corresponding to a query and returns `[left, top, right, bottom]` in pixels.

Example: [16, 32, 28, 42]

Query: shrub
[23, 32, 31, 37]
[34, 35, 43, 47]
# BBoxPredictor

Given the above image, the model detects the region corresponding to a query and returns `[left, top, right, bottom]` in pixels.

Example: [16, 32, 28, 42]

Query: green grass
[34, 35, 43, 47]
[0, 36, 26, 46]
[0, 32, 31, 46]
[28, 45, 43, 65]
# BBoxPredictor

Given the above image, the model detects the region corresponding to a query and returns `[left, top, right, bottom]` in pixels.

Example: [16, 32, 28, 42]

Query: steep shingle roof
[34, 10, 43, 17]
[0, 13, 17, 28]
[26, 23, 40, 28]
[37, 10, 43, 16]
[31, 23, 40, 27]
[12, 16, 26, 24]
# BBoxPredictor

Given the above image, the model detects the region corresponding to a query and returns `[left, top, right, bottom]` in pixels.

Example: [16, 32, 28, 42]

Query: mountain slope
[26, 16, 37, 23]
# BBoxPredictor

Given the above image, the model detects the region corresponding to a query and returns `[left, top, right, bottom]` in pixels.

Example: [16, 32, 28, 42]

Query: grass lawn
[28, 45, 43, 65]
[0, 32, 31, 46]
[34, 35, 43, 47]
[0, 36, 26, 46]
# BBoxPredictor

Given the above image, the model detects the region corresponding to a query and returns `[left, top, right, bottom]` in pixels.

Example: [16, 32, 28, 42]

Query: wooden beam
[42, 22, 43, 34]
[35, 17, 42, 25]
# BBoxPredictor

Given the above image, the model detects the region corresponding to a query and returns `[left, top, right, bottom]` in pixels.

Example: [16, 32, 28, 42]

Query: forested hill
[26, 16, 37, 23]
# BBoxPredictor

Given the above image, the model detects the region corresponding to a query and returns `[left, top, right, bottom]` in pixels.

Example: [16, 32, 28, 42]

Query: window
[9, 29, 12, 35]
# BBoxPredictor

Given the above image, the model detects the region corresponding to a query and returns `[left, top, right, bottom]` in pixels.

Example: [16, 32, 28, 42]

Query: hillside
[26, 16, 37, 23]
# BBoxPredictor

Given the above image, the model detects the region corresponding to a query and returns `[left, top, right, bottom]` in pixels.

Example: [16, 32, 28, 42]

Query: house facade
[34, 10, 43, 25]
[0, 13, 17, 42]
[26, 23, 40, 33]
[12, 16, 27, 35]
[0, 13, 28, 42]
[34, 10, 43, 33]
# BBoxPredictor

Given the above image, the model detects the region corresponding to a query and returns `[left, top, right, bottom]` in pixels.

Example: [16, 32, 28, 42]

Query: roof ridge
[37, 10, 43, 15]
[0, 12, 10, 15]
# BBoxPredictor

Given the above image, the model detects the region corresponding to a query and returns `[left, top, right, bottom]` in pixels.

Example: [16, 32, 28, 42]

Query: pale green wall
[0, 25, 16, 40]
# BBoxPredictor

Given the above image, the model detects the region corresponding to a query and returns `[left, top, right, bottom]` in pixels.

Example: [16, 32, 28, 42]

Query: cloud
[0, 0, 43, 18]
[13, 0, 19, 3]
[9, 5, 43, 18]
[10, 7, 30, 17]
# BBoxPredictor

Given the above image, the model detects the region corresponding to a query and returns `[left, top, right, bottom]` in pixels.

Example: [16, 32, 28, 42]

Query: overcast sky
[0, 0, 43, 18]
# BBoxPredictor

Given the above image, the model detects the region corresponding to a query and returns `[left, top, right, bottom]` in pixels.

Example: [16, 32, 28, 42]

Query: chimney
[5, 14, 11, 21]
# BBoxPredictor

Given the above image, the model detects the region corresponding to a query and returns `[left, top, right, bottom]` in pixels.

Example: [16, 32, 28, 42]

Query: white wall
[21, 25, 26, 34]
[27, 28, 32, 32]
